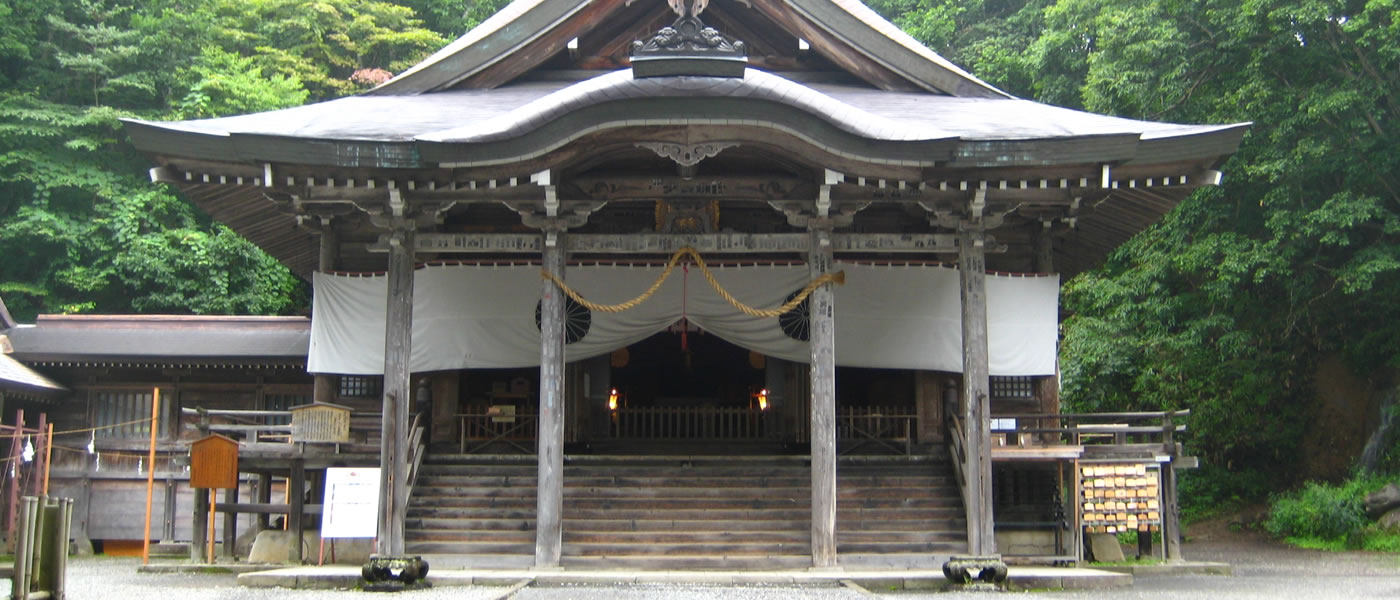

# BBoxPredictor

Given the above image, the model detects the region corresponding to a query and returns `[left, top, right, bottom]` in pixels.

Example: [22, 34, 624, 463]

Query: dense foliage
[0, 0, 449, 319]
[872, 0, 1400, 510]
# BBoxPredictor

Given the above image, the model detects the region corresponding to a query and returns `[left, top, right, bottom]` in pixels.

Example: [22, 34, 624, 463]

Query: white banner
[308, 262, 1058, 376]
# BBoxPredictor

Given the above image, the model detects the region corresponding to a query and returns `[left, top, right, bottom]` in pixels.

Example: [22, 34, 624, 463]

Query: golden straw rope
[540, 247, 844, 318]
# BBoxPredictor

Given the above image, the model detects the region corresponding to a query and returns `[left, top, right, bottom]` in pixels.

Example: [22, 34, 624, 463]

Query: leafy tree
[0, 0, 444, 321]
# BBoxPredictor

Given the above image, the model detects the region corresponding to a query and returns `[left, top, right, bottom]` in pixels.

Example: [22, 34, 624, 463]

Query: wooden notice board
[190, 434, 239, 489]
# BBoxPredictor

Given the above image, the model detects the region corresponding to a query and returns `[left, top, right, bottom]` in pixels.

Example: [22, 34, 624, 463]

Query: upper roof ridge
[368, 0, 1010, 98]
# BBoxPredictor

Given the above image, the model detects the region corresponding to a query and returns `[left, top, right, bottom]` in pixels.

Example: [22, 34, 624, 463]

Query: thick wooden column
[959, 229, 996, 555]
[314, 220, 339, 404]
[808, 227, 838, 567]
[376, 227, 414, 556]
[536, 233, 567, 567]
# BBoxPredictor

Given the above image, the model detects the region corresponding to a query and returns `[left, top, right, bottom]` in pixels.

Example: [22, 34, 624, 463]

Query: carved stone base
[942, 554, 1008, 587]
[361, 554, 431, 589]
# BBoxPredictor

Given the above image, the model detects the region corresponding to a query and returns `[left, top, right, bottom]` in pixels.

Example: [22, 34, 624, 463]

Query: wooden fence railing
[992, 410, 1188, 449]
[181, 407, 382, 452]
[611, 407, 766, 440]
[837, 407, 916, 455]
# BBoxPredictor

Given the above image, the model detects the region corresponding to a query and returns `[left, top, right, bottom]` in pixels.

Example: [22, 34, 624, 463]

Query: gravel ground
[49, 526, 1400, 599]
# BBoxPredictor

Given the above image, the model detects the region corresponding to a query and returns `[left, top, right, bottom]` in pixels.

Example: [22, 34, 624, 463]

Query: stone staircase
[405, 453, 966, 569]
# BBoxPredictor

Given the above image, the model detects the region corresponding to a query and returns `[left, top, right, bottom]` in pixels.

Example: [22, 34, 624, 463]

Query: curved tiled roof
[421, 69, 951, 144]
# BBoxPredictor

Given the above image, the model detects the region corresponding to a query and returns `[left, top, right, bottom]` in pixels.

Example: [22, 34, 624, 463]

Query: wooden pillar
[290, 459, 306, 563]
[314, 221, 339, 405]
[222, 486, 238, 558]
[1163, 411, 1183, 560]
[191, 486, 208, 562]
[535, 232, 567, 567]
[808, 227, 837, 567]
[255, 472, 272, 531]
[1032, 223, 1061, 435]
[376, 226, 414, 557]
[959, 229, 996, 555]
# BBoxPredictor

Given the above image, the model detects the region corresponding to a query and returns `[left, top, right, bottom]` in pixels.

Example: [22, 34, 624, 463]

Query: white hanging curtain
[308, 262, 1058, 376]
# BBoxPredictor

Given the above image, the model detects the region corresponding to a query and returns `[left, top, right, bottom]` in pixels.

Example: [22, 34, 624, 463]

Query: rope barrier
[540, 247, 845, 318]
[0, 417, 155, 439]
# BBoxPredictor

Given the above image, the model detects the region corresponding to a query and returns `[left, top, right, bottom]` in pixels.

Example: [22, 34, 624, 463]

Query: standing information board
[321, 467, 381, 538]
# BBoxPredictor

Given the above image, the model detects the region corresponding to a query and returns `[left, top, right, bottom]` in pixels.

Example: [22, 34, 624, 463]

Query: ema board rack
[1080, 463, 1161, 534]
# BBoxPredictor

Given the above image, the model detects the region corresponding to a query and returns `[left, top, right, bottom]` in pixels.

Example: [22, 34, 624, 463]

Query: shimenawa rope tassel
[539, 247, 844, 318]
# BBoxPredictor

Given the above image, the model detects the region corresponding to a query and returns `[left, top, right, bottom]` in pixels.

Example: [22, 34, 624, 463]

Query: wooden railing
[405, 411, 427, 497]
[610, 407, 766, 440]
[992, 410, 1188, 449]
[837, 406, 916, 455]
[945, 410, 972, 530]
[181, 407, 381, 451]
[457, 408, 539, 454]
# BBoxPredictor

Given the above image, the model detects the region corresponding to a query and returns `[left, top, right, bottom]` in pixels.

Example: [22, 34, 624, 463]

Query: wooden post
[208, 489, 217, 564]
[1163, 411, 1183, 561]
[959, 229, 996, 555]
[377, 226, 415, 557]
[314, 222, 339, 405]
[1032, 223, 1061, 432]
[256, 473, 272, 531]
[290, 459, 306, 563]
[31, 413, 46, 498]
[808, 226, 838, 567]
[42, 422, 53, 496]
[535, 232, 567, 568]
[222, 486, 238, 558]
[142, 388, 161, 565]
[191, 485, 208, 561]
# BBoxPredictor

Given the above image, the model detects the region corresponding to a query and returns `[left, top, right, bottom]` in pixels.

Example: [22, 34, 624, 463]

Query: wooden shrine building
[113, 0, 1245, 571]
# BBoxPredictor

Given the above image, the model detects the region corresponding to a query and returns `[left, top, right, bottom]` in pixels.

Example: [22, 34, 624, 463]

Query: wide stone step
[563, 530, 808, 545]
[406, 529, 534, 543]
[562, 542, 810, 557]
[406, 517, 535, 531]
[415, 552, 534, 570]
[837, 541, 967, 554]
[560, 554, 815, 570]
[414, 475, 955, 490]
[407, 504, 965, 522]
[411, 496, 958, 511]
[401, 541, 534, 555]
[836, 530, 966, 543]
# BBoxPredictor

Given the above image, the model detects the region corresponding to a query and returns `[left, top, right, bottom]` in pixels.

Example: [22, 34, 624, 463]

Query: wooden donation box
[190, 434, 239, 489]
[291, 402, 352, 443]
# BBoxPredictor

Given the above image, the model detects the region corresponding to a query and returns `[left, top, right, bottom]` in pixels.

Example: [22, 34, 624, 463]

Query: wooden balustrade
[611, 406, 765, 440]
[180, 407, 381, 451]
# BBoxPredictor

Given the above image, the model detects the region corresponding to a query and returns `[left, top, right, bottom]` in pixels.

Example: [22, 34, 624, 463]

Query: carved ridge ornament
[636, 141, 740, 167]
[631, 0, 746, 78]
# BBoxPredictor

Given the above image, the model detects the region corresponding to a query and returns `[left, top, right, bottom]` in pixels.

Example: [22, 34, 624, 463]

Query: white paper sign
[321, 467, 380, 538]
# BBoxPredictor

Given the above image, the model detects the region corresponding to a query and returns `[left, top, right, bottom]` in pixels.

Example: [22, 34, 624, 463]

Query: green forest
[2, 0, 1397, 525]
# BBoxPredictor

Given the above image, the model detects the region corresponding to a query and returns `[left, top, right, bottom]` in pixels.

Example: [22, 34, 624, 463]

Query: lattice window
[93, 390, 153, 439]
[338, 376, 381, 398]
[990, 376, 1035, 399]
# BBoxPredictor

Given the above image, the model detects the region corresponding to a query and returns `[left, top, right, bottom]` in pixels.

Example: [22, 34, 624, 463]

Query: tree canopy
[0, 0, 448, 319]
[870, 0, 1400, 499]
